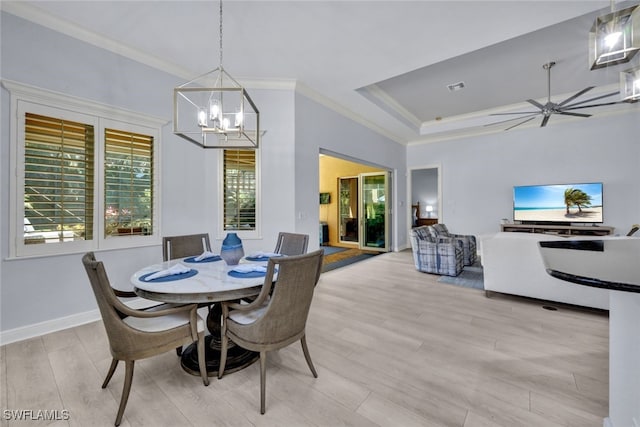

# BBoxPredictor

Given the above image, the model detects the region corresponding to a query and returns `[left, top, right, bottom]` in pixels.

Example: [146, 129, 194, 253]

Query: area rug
[321, 246, 348, 256]
[322, 248, 379, 272]
[437, 265, 484, 290]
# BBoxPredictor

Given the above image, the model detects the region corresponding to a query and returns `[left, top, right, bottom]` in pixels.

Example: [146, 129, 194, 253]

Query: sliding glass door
[338, 177, 359, 243]
[360, 172, 390, 252]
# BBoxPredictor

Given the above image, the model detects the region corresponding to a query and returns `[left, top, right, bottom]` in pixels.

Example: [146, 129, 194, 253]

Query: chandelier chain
[219, 0, 223, 68]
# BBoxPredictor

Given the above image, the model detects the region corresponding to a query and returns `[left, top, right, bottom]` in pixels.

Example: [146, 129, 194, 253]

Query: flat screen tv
[513, 182, 603, 224]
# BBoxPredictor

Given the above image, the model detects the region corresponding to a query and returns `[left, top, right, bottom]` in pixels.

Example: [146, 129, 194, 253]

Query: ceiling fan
[487, 61, 620, 130]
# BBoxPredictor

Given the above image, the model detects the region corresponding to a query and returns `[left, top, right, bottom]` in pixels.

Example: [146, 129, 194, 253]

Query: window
[24, 113, 95, 245]
[7, 81, 162, 257]
[223, 149, 258, 233]
[104, 128, 154, 237]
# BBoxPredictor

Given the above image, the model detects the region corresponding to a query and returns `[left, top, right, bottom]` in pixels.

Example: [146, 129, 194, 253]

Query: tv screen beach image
[514, 183, 603, 223]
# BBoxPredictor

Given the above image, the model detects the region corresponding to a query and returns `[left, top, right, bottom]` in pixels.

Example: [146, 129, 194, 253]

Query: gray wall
[407, 112, 640, 240]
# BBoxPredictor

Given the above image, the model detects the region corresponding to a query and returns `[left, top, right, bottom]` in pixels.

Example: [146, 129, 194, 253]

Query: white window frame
[5, 80, 164, 258]
[217, 148, 261, 240]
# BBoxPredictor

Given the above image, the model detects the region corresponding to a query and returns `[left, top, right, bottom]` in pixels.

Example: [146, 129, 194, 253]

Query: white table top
[131, 258, 268, 304]
[538, 238, 640, 292]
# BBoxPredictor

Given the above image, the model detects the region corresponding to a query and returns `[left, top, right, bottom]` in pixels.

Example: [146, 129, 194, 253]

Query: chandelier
[173, 0, 260, 149]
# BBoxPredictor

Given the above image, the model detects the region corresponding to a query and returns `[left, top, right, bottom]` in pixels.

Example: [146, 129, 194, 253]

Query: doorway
[409, 166, 440, 226]
[337, 172, 390, 251]
[319, 153, 391, 252]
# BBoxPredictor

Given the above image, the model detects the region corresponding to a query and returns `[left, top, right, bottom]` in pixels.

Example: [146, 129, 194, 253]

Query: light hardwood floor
[1, 250, 609, 426]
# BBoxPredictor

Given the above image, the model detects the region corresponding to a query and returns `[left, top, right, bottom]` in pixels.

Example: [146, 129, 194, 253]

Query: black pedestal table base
[180, 335, 259, 377]
[180, 302, 259, 377]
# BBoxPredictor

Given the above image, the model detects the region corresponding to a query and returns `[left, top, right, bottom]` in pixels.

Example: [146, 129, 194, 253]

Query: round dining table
[131, 255, 272, 377]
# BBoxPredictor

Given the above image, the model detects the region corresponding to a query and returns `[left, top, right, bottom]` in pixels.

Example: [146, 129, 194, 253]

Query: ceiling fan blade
[557, 111, 592, 118]
[489, 111, 539, 116]
[485, 113, 540, 127]
[562, 100, 623, 110]
[557, 86, 595, 107]
[561, 91, 619, 109]
[504, 116, 537, 131]
[527, 99, 545, 110]
[540, 115, 551, 127]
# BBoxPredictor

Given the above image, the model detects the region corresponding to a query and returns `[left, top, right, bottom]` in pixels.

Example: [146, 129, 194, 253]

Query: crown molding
[356, 83, 422, 131]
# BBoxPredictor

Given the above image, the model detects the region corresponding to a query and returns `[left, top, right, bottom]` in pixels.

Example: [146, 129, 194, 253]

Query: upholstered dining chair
[162, 233, 213, 354]
[82, 252, 209, 426]
[163, 233, 212, 261]
[218, 249, 324, 414]
[273, 232, 309, 256]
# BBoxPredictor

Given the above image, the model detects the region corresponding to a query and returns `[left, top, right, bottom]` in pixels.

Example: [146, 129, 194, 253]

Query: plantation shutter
[104, 128, 154, 236]
[223, 149, 256, 230]
[23, 113, 94, 244]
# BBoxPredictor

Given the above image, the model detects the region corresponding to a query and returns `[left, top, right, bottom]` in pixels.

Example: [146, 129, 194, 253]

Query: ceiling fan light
[589, 4, 640, 70]
[620, 66, 640, 102]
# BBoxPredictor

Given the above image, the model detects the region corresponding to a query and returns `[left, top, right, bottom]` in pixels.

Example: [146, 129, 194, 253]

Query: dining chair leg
[196, 333, 209, 386]
[260, 351, 267, 414]
[218, 333, 229, 379]
[114, 360, 134, 426]
[300, 335, 318, 378]
[102, 358, 119, 389]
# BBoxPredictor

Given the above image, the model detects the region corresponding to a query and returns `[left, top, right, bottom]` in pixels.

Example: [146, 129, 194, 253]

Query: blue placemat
[140, 269, 198, 282]
[183, 255, 222, 263]
[228, 270, 267, 278]
[244, 256, 270, 262]
[245, 255, 282, 262]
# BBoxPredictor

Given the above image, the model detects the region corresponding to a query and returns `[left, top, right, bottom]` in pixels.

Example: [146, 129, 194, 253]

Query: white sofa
[481, 232, 617, 310]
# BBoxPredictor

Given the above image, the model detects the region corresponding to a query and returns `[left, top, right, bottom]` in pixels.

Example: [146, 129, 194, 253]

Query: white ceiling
[3, 1, 639, 144]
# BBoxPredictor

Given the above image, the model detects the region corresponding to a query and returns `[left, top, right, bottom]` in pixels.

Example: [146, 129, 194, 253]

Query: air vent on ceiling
[447, 81, 465, 92]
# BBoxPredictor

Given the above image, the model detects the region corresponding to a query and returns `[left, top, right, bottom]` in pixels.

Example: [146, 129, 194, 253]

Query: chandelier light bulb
[197, 109, 207, 127]
[209, 99, 220, 121]
[222, 117, 230, 130]
[604, 31, 622, 49]
[235, 109, 243, 127]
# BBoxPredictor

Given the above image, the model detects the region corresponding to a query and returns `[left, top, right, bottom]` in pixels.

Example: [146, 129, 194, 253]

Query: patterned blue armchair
[410, 226, 463, 277]
[428, 224, 477, 266]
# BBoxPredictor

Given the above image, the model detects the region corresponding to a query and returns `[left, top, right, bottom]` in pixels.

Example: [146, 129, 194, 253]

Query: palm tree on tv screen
[564, 188, 592, 214]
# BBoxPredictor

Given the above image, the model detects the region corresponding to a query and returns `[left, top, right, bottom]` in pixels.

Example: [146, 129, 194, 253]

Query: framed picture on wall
[319, 192, 331, 204]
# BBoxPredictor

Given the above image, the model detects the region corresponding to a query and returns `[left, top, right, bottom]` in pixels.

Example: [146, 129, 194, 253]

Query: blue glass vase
[220, 232, 244, 265]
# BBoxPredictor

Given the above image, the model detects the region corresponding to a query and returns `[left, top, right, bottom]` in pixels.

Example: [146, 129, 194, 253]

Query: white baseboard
[0, 309, 100, 346]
